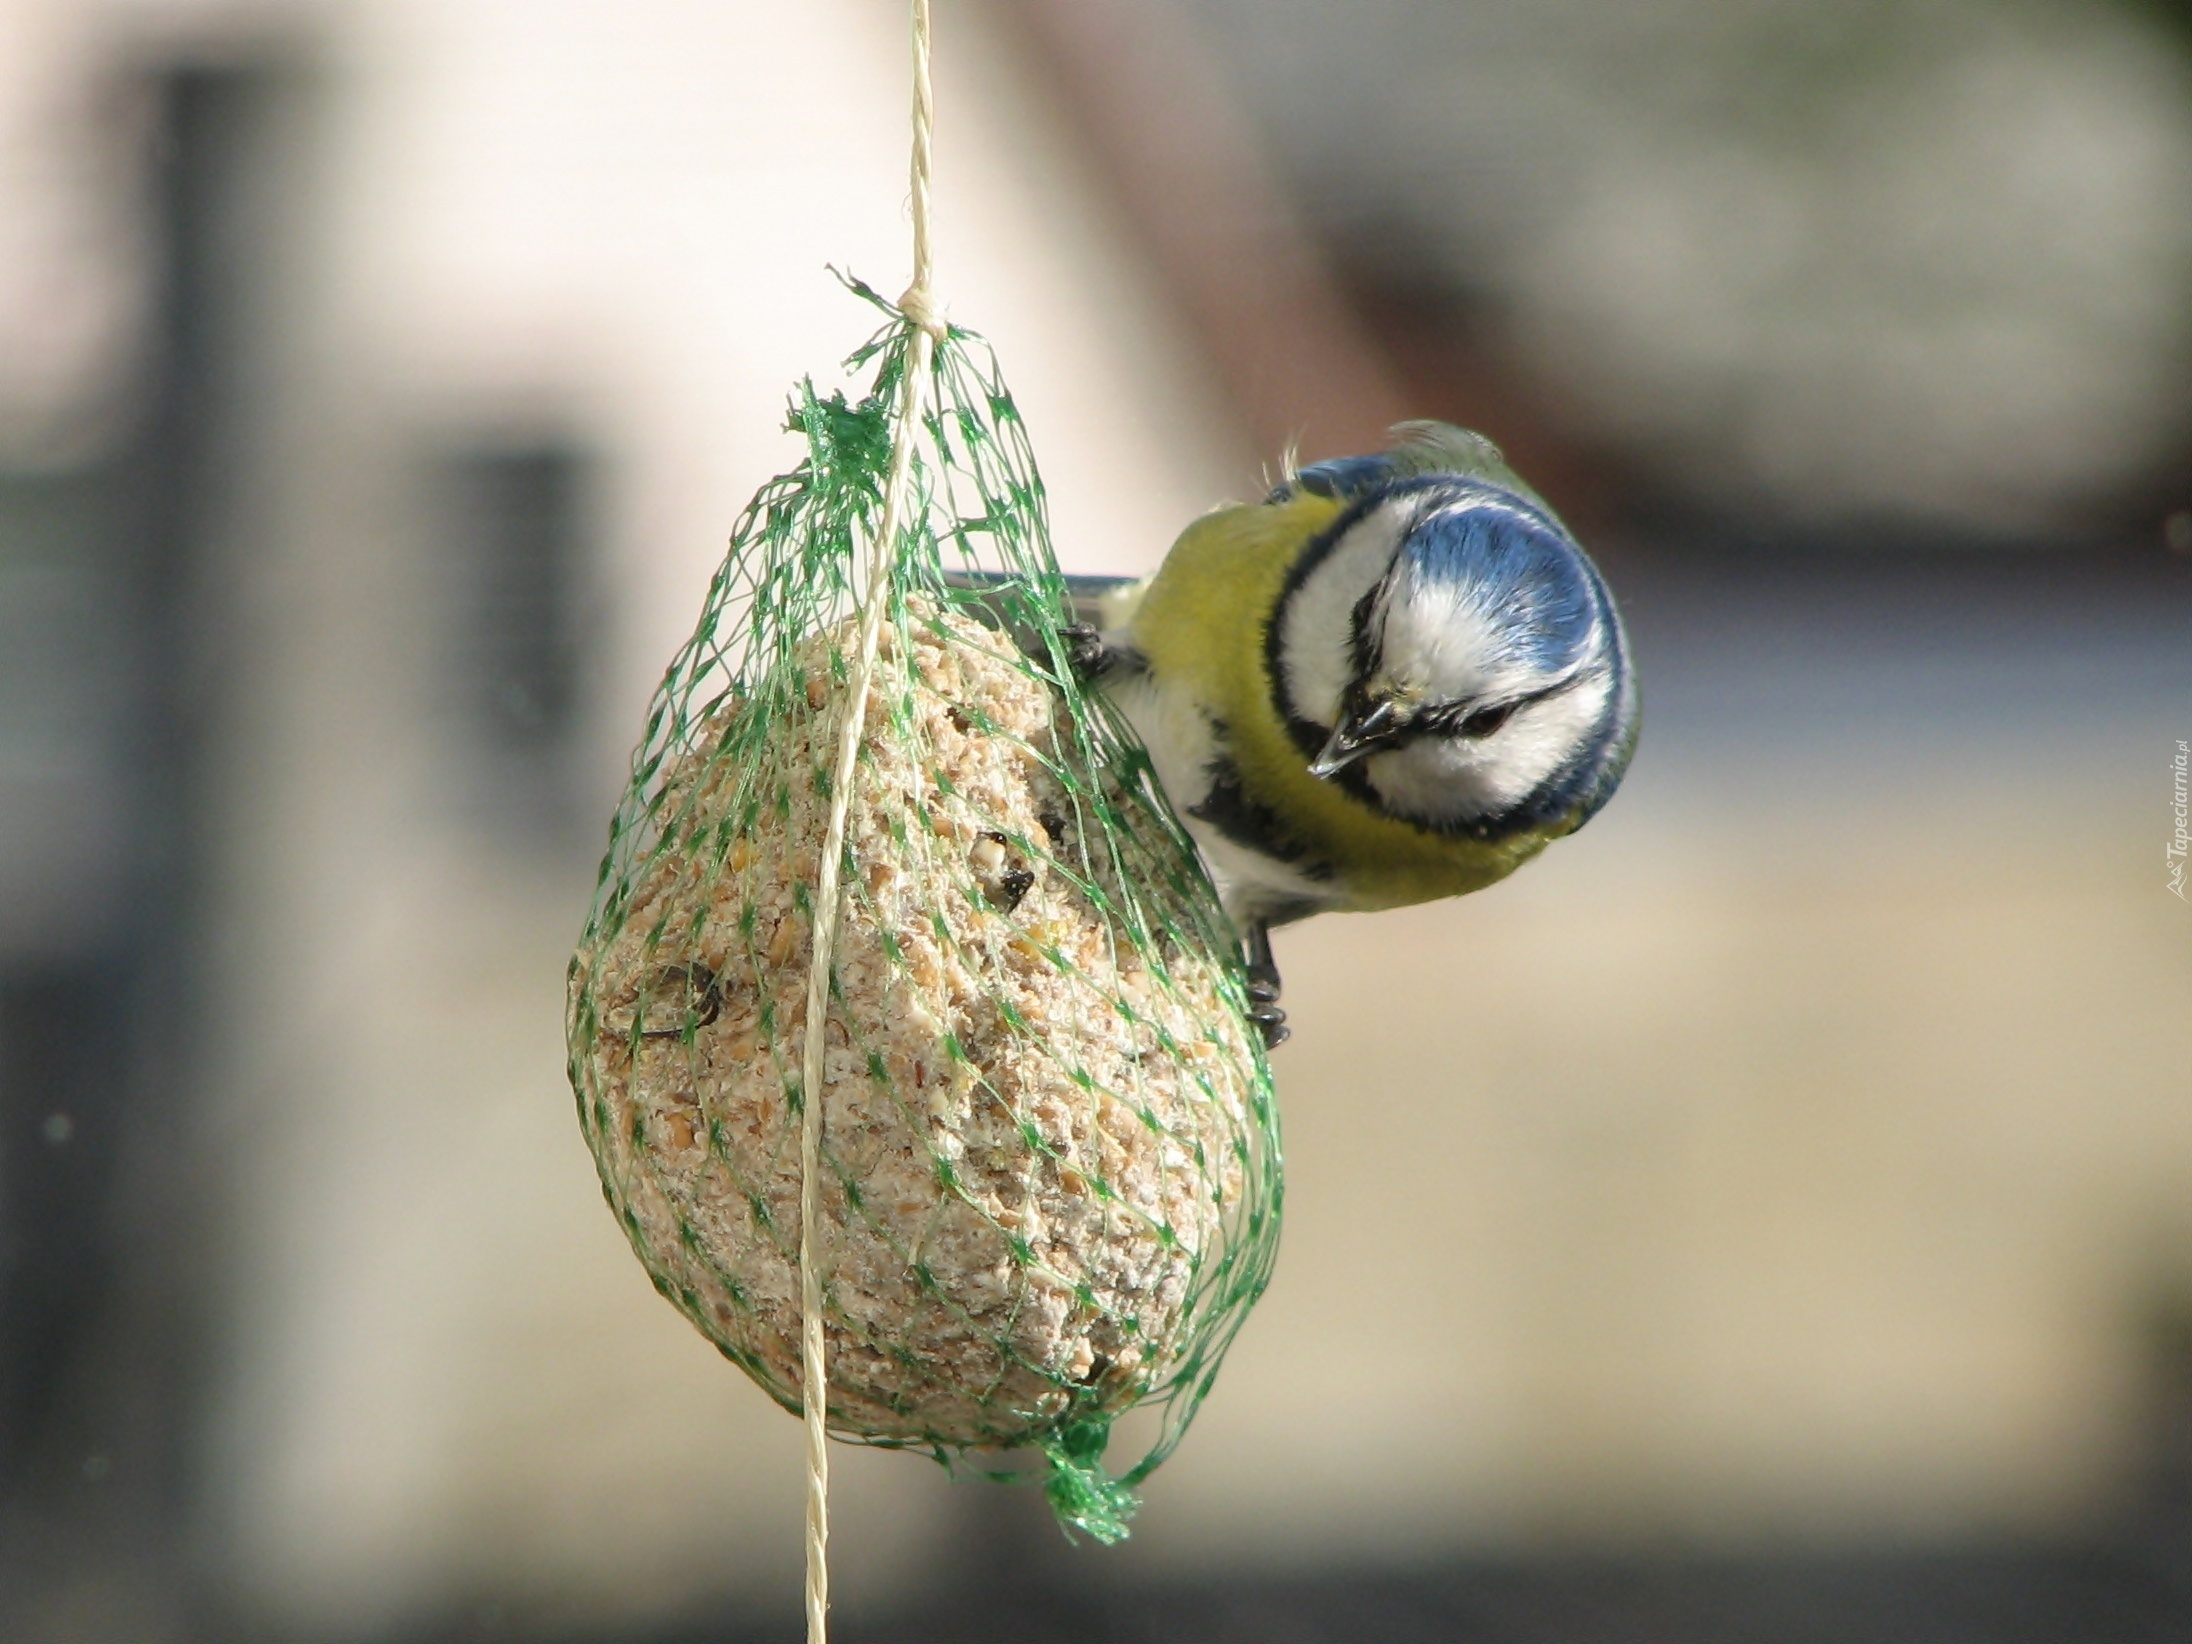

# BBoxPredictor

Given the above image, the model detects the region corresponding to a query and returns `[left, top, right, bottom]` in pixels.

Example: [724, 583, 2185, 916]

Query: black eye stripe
[1347, 577, 1384, 680]
[1421, 700, 1509, 737]
[1461, 701, 1515, 736]
[1425, 671, 1591, 738]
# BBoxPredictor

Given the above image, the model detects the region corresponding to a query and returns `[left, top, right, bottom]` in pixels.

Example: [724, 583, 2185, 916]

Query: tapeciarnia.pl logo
[2170, 739, 2189, 901]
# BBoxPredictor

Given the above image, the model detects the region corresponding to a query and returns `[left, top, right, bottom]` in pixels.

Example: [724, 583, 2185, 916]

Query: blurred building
[1175, 0, 2192, 535]
[0, 2, 2188, 1643]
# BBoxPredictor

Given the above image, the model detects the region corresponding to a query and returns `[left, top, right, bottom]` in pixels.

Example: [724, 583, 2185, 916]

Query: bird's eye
[1456, 701, 1515, 738]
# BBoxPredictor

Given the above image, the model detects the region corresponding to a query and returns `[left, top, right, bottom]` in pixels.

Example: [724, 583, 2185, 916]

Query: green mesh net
[566, 282, 1282, 1542]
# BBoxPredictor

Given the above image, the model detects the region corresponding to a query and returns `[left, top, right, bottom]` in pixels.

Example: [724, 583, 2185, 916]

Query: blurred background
[0, 0, 2188, 1640]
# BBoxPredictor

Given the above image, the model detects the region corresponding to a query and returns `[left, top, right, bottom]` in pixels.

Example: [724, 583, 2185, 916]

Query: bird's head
[1270, 443, 1637, 838]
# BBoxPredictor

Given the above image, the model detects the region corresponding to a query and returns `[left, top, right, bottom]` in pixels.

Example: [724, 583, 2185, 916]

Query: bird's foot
[1244, 923, 1289, 1050]
[1058, 623, 1115, 681]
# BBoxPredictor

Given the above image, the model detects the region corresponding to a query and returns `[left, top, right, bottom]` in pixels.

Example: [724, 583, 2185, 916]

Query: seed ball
[571, 600, 1258, 1448]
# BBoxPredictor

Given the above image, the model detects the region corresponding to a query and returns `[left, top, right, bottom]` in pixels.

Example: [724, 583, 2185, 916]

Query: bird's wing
[1379, 422, 1558, 518]
[1286, 421, 1559, 521]
[940, 568, 1148, 633]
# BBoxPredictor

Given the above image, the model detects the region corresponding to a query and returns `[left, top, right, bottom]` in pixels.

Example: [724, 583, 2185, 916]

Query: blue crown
[1397, 481, 1605, 675]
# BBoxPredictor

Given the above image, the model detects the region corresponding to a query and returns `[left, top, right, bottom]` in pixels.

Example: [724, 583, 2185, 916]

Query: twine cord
[798, 3, 939, 1641]
[901, 0, 940, 334]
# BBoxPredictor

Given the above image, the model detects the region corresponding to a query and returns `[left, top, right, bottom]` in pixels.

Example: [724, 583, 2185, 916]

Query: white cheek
[1364, 738, 1516, 825]
[1366, 675, 1613, 825]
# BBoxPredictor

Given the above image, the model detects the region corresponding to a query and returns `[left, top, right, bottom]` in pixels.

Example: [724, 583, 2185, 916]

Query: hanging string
[901, 0, 941, 336]
[797, 3, 940, 1641]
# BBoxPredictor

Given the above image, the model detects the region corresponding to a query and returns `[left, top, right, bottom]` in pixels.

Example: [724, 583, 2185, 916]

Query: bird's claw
[1058, 622, 1112, 680]
[1243, 923, 1287, 1048]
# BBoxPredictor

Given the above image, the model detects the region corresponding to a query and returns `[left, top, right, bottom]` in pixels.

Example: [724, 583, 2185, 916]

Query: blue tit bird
[978, 421, 1638, 1045]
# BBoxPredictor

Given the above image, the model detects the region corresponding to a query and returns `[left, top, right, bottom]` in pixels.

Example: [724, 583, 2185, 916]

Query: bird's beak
[1307, 697, 1409, 780]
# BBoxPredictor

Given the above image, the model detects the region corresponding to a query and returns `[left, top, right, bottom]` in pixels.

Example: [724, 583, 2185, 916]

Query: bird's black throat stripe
[1187, 734, 1334, 882]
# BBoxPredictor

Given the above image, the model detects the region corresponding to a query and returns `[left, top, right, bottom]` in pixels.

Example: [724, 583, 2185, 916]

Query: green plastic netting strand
[565, 280, 1283, 1542]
